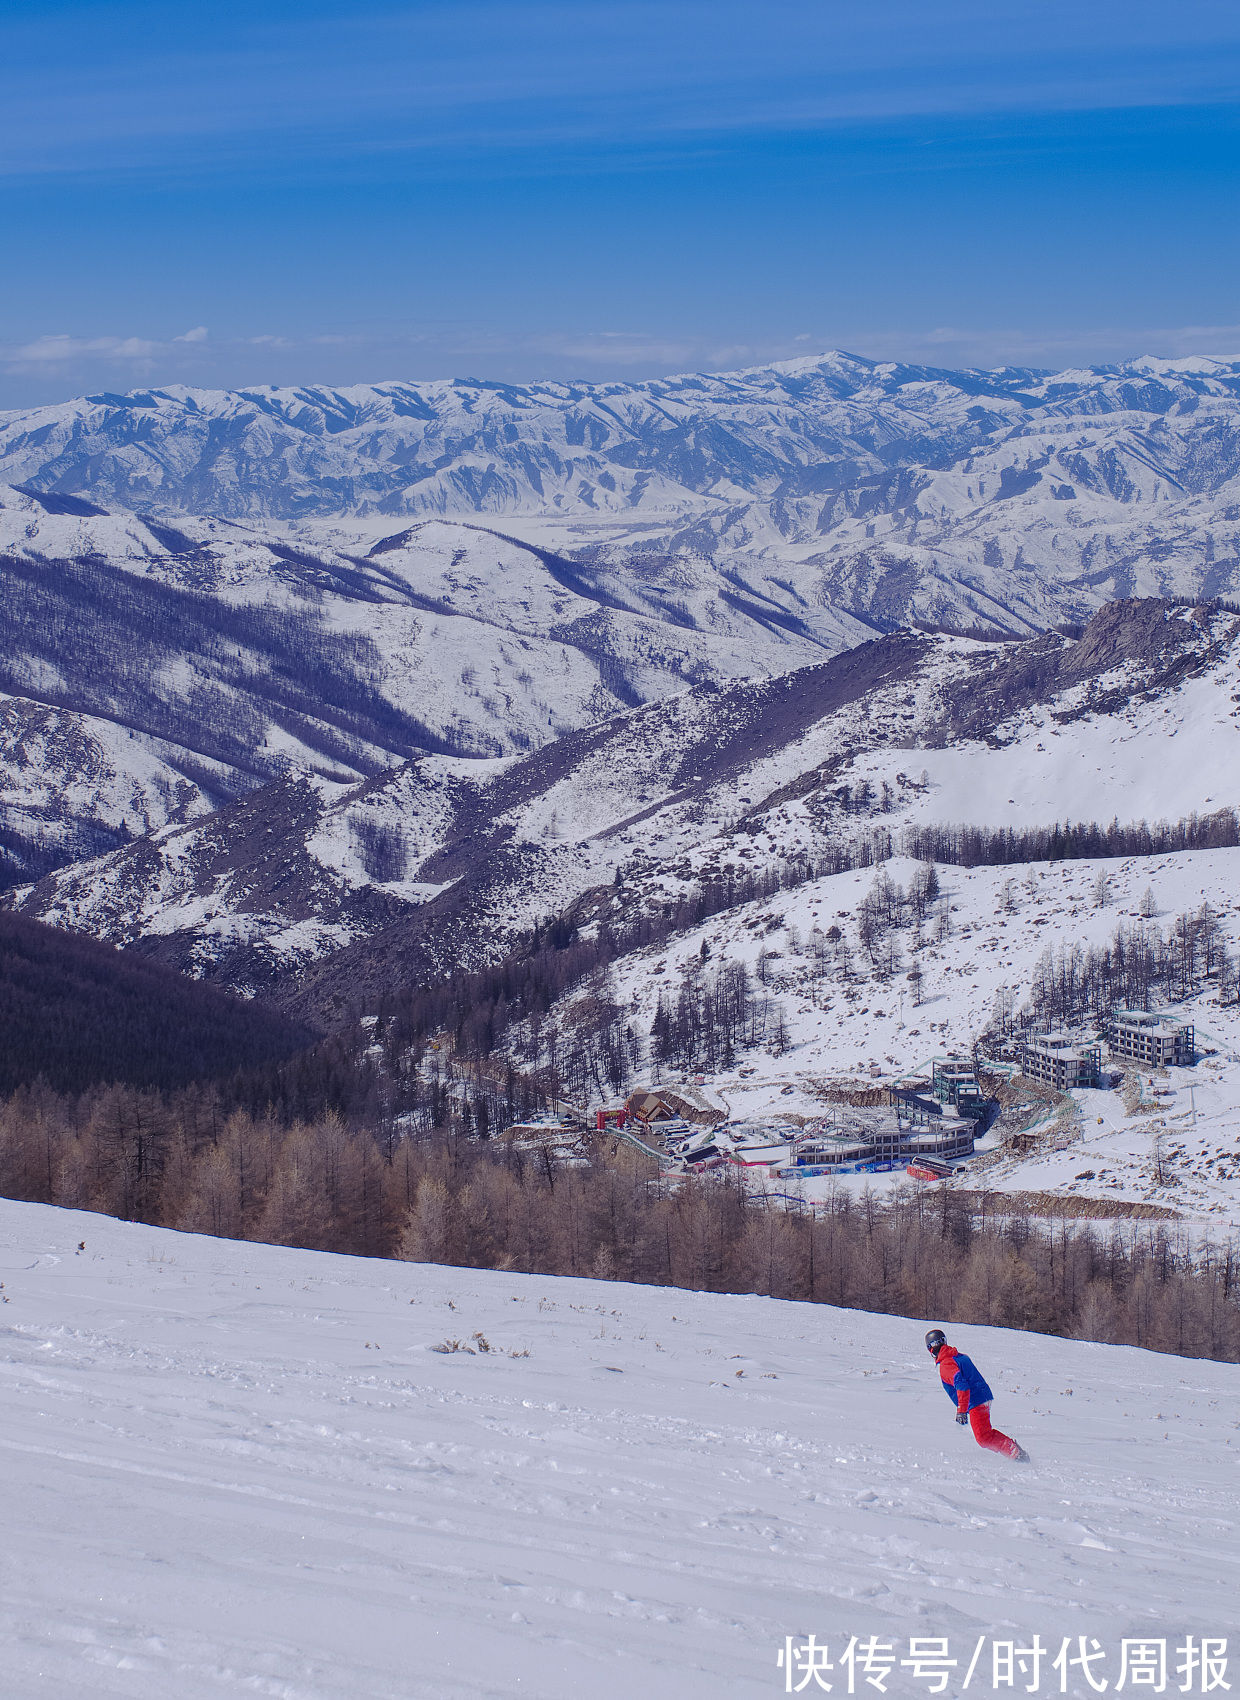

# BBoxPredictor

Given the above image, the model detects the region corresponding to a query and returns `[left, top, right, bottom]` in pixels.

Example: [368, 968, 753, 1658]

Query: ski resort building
[1022, 1034, 1103, 1091]
[1107, 1012, 1196, 1068]
[626, 1086, 727, 1127]
[930, 1058, 988, 1120]
[780, 1100, 978, 1177]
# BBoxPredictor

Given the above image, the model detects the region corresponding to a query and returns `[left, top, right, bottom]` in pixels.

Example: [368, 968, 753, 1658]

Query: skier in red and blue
[925, 1329, 1030, 1462]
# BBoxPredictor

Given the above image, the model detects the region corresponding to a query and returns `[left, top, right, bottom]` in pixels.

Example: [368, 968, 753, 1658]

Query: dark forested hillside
[0, 912, 312, 1093]
[0, 546, 452, 782]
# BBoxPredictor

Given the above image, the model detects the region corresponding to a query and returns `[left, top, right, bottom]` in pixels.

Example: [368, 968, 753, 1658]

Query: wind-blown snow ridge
[2, 1196, 1237, 1699]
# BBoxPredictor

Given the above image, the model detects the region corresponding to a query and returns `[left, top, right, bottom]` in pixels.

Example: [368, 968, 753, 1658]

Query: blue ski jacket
[936, 1346, 994, 1412]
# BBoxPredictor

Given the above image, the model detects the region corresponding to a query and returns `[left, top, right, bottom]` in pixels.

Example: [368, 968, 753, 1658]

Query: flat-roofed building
[1108, 1011, 1195, 1068]
[902, 1118, 977, 1160]
[1023, 1035, 1102, 1091]
[931, 1058, 987, 1119]
[790, 1100, 979, 1171]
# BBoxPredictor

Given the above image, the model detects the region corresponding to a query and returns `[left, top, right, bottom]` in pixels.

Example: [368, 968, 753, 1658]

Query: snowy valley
[5, 592, 1240, 1228]
[0, 483, 867, 885]
[8, 349, 1240, 899]
[7, 597, 1234, 998]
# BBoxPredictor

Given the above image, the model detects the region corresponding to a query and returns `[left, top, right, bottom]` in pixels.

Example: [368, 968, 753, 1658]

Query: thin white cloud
[4, 319, 1240, 408]
[7, 333, 159, 365]
[0, 327, 215, 384]
[2, 3, 1238, 182]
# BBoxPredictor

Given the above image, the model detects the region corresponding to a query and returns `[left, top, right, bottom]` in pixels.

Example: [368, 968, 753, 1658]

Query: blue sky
[2, 0, 1240, 404]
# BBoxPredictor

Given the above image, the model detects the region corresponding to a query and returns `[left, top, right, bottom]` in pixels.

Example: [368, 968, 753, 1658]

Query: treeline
[3, 1085, 1238, 1364]
[401, 1156, 1240, 1365]
[904, 808, 1240, 869]
[374, 839, 915, 1093]
[375, 876, 806, 1102]
[1027, 903, 1236, 1027]
[0, 1084, 404, 1255]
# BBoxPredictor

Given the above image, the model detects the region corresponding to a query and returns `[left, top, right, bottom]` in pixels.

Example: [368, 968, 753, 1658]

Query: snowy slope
[2, 1196, 1238, 1700]
[10, 599, 1235, 1007]
[0, 485, 868, 883]
[0, 691, 221, 883]
[725, 602, 1240, 858]
[1, 626, 964, 989]
[839, 659, 1240, 834]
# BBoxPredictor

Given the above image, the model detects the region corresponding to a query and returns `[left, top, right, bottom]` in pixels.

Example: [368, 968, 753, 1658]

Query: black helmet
[924, 1328, 947, 1356]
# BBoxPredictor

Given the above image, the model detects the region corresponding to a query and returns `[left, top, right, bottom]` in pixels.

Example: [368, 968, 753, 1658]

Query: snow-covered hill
[6, 352, 1240, 634]
[9, 599, 1236, 1010]
[0, 484, 868, 883]
[4, 622, 978, 990]
[2, 1197, 1237, 1700]
[595, 848, 1240, 1224]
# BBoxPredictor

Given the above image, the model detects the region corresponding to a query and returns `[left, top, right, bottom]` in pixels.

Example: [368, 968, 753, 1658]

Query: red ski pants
[968, 1403, 1021, 1459]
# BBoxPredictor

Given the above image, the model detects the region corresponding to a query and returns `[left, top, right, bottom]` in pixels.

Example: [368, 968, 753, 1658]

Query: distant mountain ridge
[6, 350, 1240, 642]
[5, 351, 1240, 524]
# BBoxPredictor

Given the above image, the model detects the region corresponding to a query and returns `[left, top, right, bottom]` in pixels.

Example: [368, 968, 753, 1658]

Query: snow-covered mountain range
[8, 352, 1240, 886]
[0, 483, 868, 883]
[9, 599, 1236, 1025]
[6, 355, 1240, 1230]
[5, 351, 1240, 638]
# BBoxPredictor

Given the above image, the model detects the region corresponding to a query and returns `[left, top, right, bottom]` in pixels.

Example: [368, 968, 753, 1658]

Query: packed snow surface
[1, 1199, 1238, 1699]
[844, 665, 1240, 833]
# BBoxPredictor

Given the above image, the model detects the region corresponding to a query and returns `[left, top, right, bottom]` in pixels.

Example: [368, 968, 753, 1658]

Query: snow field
[1, 1199, 1239, 1699]
[838, 659, 1240, 836]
